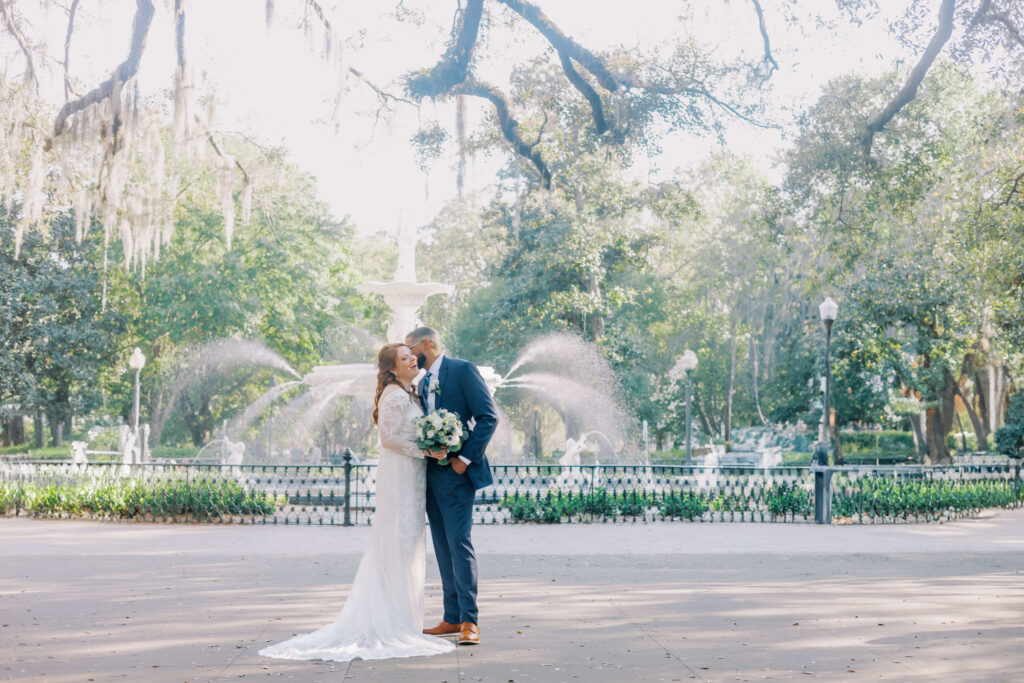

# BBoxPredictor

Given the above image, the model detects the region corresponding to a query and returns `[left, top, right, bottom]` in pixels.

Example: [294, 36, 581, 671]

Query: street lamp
[812, 297, 838, 525]
[268, 376, 278, 459]
[128, 347, 146, 437]
[818, 297, 838, 465]
[677, 349, 698, 465]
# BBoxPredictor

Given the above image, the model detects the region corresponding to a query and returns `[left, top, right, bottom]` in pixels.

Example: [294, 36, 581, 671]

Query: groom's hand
[450, 458, 468, 474]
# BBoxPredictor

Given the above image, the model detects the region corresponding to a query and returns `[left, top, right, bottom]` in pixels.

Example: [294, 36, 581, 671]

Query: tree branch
[496, 0, 619, 91]
[0, 0, 38, 89]
[999, 167, 1024, 206]
[984, 10, 1024, 48]
[968, 0, 994, 29]
[405, 0, 484, 99]
[557, 51, 608, 135]
[349, 67, 415, 105]
[862, 0, 955, 155]
[620, 73, 773, 129]
[749, 0, 778, 83]
[63, 0, 81, 100]
[48, 0, 156, 146]
[198, 117, 250, 186]
[457, 80, 552, 189]
[174, 0, 186, 72]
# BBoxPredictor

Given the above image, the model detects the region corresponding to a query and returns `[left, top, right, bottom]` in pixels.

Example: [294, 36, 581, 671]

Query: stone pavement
[1, 510, 1023, 683]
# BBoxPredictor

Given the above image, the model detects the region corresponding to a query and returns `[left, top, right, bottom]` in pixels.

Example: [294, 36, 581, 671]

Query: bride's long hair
[373, 343, 417, 425]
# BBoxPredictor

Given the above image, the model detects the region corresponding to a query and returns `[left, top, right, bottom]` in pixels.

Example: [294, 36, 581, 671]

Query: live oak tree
[2, 0, 1020, 274]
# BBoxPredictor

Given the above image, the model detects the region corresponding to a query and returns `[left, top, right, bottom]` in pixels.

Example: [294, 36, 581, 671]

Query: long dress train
[258, 384, 453, 662]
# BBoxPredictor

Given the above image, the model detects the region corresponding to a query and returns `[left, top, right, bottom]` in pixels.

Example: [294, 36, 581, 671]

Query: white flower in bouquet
[414, 409, 467, 466]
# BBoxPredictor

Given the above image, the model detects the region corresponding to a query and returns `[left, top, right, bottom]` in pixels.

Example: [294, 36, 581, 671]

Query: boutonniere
[430, 383, 442, 397]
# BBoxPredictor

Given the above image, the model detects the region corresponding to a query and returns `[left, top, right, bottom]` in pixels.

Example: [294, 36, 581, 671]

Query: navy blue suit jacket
[421, 356, 497, 490]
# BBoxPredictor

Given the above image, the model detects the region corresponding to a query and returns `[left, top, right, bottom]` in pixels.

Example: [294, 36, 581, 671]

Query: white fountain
[357, 221, 454, 344]
[303, 222, 454, 400]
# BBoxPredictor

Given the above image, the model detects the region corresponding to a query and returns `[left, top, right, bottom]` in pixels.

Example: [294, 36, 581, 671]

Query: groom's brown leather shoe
[423, 620, 461, 636]
[458, 622, 479, 645]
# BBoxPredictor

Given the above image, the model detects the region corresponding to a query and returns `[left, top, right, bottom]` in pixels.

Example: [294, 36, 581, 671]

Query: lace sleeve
[377, 387, 424, 459]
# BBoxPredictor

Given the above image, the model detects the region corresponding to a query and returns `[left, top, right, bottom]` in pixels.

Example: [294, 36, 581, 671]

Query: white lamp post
[818, 298, 838, 465]
[677, 349, 698, 465]
[813, 297, 838, 526]
[128, 347, 146, 438]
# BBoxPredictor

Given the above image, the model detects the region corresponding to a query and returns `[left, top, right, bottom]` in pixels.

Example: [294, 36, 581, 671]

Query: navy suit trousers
[425, 460, 478, 625]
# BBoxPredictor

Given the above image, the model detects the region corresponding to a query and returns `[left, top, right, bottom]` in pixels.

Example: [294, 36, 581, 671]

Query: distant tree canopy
[1, 1, 1022, 267]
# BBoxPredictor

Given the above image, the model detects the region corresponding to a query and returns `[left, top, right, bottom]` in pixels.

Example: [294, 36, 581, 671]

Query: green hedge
[0, 478, 281, 520]
[498, 477, 1021, 524]
[833, 477, 1024, 521]
[499, 483, 813, 523]
[840, 430, 916, 456]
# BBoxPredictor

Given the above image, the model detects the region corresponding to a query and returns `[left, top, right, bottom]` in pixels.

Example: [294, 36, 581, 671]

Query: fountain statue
[356, 221, 453, 344]
[303, 223, 455, 405]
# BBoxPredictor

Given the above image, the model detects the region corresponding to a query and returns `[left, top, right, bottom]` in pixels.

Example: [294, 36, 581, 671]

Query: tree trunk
[750, 336, 768, 426]
[953, 381, 987, 451]
[833, 425, 844, 464]
[585, 271, 605, 340]
[528, 409, 543, 461]
[976, 362, 1010, 436]
[34, 410, 44, 448]
[724, 315, 737, 451]
[48, 407, 64, 447]
[1, 415, 26, 446]
[925, 406, 951, 464]
[691, 385, 717, 439]
[455, 94, 467, 200]
[180, 393, 213, 447]
[924, 373, 957, 464]
[909, 412, 927, 459]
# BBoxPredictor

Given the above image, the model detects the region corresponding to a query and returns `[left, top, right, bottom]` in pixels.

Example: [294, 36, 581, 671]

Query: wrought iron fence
[0, 455, 1019, 525]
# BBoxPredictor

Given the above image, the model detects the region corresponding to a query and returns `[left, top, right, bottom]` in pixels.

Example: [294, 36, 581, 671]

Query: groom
[406, 326, 497, 646]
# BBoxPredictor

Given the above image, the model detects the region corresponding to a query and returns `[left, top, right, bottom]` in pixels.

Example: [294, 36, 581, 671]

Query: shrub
[840, 431, 916, 456]
[995, 392, 1024, 459]
[765, 482, 812, 517]
[656, 491, 709, 520]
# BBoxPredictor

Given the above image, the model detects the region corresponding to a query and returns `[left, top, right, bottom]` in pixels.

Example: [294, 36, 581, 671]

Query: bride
[259, 343, 454, 662]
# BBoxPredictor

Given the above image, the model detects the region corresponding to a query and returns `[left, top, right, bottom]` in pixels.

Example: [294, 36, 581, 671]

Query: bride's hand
[425, 447, 448, 460]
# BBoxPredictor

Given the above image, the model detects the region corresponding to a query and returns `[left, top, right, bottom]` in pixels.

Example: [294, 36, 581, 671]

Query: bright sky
[17, 1, 907, 236]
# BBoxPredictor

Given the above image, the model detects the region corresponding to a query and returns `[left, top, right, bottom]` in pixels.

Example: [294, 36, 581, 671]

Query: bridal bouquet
[414, 409, 466, 466]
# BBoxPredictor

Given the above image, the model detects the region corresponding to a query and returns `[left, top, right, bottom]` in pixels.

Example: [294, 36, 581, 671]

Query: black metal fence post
[813, 464, 833, 524]
[343, 448, 353, 527]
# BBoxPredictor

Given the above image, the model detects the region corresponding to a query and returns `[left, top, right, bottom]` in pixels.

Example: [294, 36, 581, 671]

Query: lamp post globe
[819, 296, 838, 323]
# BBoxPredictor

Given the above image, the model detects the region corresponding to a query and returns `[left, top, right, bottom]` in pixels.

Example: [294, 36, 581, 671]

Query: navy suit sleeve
[458, 361, 498, 462]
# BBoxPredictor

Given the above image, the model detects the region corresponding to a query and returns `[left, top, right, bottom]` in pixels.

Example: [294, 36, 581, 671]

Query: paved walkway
[1, 510, 1023, 682]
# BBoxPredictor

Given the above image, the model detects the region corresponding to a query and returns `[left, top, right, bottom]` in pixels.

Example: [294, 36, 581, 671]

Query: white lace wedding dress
[259, 384, 454, 662]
